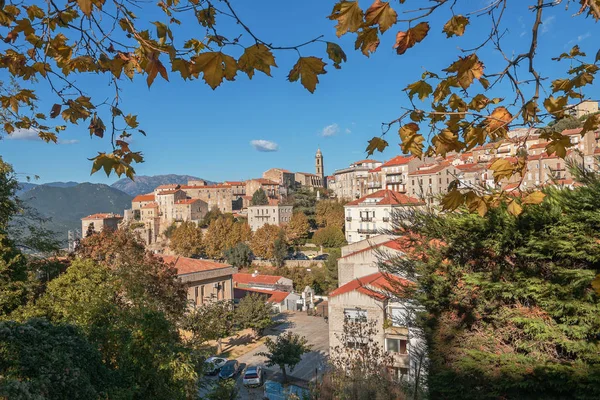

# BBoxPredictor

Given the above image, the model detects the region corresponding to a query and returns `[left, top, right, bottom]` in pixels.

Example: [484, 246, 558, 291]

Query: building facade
[81, 213, 123, 237]
[247, 204, 293, 231]
[333, 159, 383, 200]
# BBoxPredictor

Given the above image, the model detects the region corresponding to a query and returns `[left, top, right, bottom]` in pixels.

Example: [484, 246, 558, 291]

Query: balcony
[358, 228, 378, 234]
[346, 217, 352, 222]
[360, 217, 373, 222]
[367, 182, 382, 188]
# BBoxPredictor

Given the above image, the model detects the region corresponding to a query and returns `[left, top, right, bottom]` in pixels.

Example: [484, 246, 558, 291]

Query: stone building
[568, 100, 599, 119]
[247, 204, 293, 231]
[455, 163, 488, 189]
[294, 172, 324, 189]
[407, 162, 458, 202]
[245, 178, 280, 199]
[263, 168, 295, 189]
[174, 198, 208, 223]
[81, 213, 123, 237]
[180, 183, 233, 213]
[161, 255, 236, 307]
[316, 148, 325, 187]
[344, 189, 423, 244]
[155, 189, 187, 222]
[224, 181, 246, 197]
[379, 156, 425, 193]
[332, 159, 383, 200]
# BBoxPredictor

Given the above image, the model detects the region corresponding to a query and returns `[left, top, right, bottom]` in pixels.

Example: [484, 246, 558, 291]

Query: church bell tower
[315, 148, 325, 187]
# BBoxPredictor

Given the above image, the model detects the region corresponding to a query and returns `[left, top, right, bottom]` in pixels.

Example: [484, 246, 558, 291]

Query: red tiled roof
[329, 272, 412, 300]
[327, 176, 335, 181]
[562, 128, 583, 136]
[141, 202, 158, 209]
[156, 189, 182, 195]
[224, 181, 245, 186]
[160, 255, 232, 275]
[268, 198, 280, 206]
[408, 163, 451, 176]
[339, 239, 406, 260]
[235, 287, 291, 303]
[369, 165, 383, 173]
[181, 184, 231, 189]
[234, 273, 283, 285]
[82, 213, 122, 220]
[132, 194, 155, 202]
[529, 143, 547, 150]
[345, 189, 423, 206]
[595, 148, 600, 154]
[456, 163, 485, 172]
[156, 184, 180, 189]
[461, 152, 474, 160]
[503, 182, 521, 191]
[176, 199, 202, 205]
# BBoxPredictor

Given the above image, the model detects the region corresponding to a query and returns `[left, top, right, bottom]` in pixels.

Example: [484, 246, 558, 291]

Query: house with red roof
[344, 189, 423, 244]
[328, 271, 419, 380]
[379, 155, 425, 194]
[233, 272, 300, 311]
[161, 255, 237, 307]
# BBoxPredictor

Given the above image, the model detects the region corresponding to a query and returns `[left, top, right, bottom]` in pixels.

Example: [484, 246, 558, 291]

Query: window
[344, 308, 367, 322]
[386, 338, 408, 354]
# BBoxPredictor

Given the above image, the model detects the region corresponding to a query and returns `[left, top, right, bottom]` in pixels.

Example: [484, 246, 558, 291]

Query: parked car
[204, 356, 227, 375]
[218, 360, 240, 380]
[294, 253, 309, 260]
[313, 254, 329, 260]
[242, 365, 263, 388]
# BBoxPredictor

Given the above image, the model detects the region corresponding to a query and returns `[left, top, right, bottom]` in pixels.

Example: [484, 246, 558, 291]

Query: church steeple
[315, 148, 324, 187]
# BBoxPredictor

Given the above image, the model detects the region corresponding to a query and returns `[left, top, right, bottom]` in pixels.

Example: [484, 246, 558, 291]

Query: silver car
[242, 365, 263, 388]
[204, 356, 227, 375]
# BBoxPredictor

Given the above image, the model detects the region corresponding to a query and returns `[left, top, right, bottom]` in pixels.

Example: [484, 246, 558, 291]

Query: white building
[332, 159, 383, 200]
[344, 189, 423, 244]
[247, 204, 293, 232]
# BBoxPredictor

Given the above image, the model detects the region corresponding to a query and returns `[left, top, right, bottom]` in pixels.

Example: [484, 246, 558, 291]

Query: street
[201, 311, 329, 399]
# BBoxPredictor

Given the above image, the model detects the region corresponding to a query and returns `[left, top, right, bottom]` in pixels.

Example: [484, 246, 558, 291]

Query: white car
[242, 366, 263, 388]
[204, 356, 228, 375]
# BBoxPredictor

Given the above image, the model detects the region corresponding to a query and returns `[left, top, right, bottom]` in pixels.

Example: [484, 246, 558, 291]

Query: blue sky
[1, 0, 597, 184]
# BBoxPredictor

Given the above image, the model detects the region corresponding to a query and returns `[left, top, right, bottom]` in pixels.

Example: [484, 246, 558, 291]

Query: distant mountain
[45, 181, 80, 188]
[19, 183, 132, 244]
[16, 181, 80, 196]
[111, 174, 213, 196]
[16, 182, 38, 196]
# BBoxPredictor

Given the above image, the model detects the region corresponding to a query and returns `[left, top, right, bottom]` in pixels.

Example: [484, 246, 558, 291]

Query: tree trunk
[281, 365, 288, 383]
[217, 337, 222, 355]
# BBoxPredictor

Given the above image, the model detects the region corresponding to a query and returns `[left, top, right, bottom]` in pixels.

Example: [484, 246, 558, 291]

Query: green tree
[388, 164, 600, 399]
[324, 248, 341, 292]
[224, 242, 253, 268]
[251, 224, 284, 261]
[235, 293, 273, 338]
[286, 188, 318, 227]
[286, 212, 310, 246]
[201, 206, 224, 228]
[273, 229, 289, 268]
[0, 319, 111, 400]
[183, 300, 234, 355]
[206, 379, 239, 400]
[315, 200, 346, 230]
[203, 216, 235, 259]
[312, 226, 346, 248]
[251, 188, 269, 206]
[258, 331, 311, 383]
[169, 221, 204, 257]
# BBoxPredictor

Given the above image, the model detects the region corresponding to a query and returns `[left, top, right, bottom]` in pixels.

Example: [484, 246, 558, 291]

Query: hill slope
[111, 174, 211, 196]
[19, 183, 132, 244]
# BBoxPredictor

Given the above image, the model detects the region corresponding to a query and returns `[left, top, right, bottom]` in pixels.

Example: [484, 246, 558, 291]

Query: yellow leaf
[465, 191, 488, 216]
[124, 114, 138, 128]
[238, 44, 277, 78]
[444, 54, 484, 90]
[287, 57, 327, 93]
[543, 96, 568, 119]
[398, 123, 424, 157]
[326, 42, 347, 69]
[394, 22, 429, 55]
[490, 158, 514, 183]
[328, 1, 364, 37]
[522, 191, 546, 205]
[507, 199, 522, 216]
[486, 106, 512, 135]
[581, 113, 600, 134]
[468, 94, 490, 111]
[441, 189, 464, 211]
[405, 80, 432, 101]
[145, 55, 169, 88]
[192, 52, 238, 90]
[77, 0, 92, 17]
[366, 137, 388, 156]
[442, 15, 469, 37]
[545, 135, 571, 158]
[355, 27, 380, 57]
[365, 0, 397, 33]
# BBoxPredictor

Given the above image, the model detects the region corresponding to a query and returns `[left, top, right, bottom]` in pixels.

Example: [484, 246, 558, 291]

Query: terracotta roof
[408, 163, 451, 176]
[156, 189, 182, 195]
[141, 202, 158, 209]
[455, 163, 486, 172]
[248, 178, 279, 185]
[268, 198, 280, 206]
[345, 189, 423, 206]
[132, 194, 155, 202]
[181, 184, 231, 189]
[160, 255, 232, 275]
[595, 148, 600, 154]
[234, 273, 284, 286]
[460, 152, 474, 160]
[352, 159, 381, 165]
[175, 199, 202, 205]
[224, 181, 245, 186]
[235, 287, 291, 303]
[503, 182, 521, 191]
[562, 128, 583, 136]
[327, 176, 335, 181]
[329, 272, 412, 300]
[82, 213, 122, 220]
[529, 143, 547, 150]
[156, 184, 180, 190]
[296, 172, 318, 177]
[369, 165, 383, 173]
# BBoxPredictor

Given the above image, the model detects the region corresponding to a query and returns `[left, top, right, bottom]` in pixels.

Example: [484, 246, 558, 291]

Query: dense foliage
[390, 166, 600, 399]
[312, 226, 346, 248]
[235, 293, 273, 337]
[315, 200, 346, 230]
[224, 242, 253, 268]
[250, 188, 269, 206]
[251, 224, 286, 261]
[169, 221, 203, 257]
[285, 212, 310, 246]
[258, 331, 311, 383]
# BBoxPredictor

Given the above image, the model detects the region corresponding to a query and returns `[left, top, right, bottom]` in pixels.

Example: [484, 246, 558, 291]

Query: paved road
[202, 312, 329, 399]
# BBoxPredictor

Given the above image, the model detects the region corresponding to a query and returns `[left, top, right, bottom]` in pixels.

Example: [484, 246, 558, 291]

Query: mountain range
[16, 181, 79, 196]
[110, 174, 212, 196]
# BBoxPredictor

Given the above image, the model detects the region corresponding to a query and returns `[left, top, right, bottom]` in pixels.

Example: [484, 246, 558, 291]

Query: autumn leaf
[50, 103, 61, 118]
[90, 153, 119, 177]
[328, 1, 364, 37]
[145, 55, 169, 88]
[543, 96, 568, 119]
[365, 0, 397, 33]
[507, 199, 522, 216]
[124, 114, 138, 128]
[444, 54, 484, 90]
[196, 7, 216, 27]
[287, 57, 326, 93]
[522, 191, 546, 205]
[490, 158, 514, 183]
[545, 135, 572, 158]
[581, 113, 600, 134]
[398, 122, 424, 156]
[486, 106, 512, 135]
[355, 27, 380, 57]
[77, 0, 92, 17]
[192, 52, 237, 89]
[465, 192, 488, 216]
[366, 137, 388, 156]
[441, 189, 464, 211]
[405, 80, 433, 101]
[442, 15, 469, 37]
[238, 44, 277, 78]
[394, 22, 429, 55]
[326, 42, 347, 69]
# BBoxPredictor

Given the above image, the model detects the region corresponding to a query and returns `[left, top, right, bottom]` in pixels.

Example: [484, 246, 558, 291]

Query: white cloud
[345, 128, 352, 134]
[541, 15, 555, 34]
[59, 139, 79, 144]
[320, 123, 340, 137]
[6, 128, 40, 141]
[520, 31, 527, 37]
[577, 32, 591, 41]
[250, 139, 278, 152]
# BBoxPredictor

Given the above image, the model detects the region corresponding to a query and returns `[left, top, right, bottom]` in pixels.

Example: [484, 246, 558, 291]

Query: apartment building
[333, 159, 383, 200]
[179, 184, 233, 213]
[155, 189, 187, 222]
[344, 189, 423, 244]
[246, 178, 280, 199]
[407, 163, 458, 201]
[162, 255, 236, 307]
[174, 198, 208, 223]
[247, 204, 293, 231]
[456, 163, 488, 189]
[224, 181, 246, 197]
[81, 213, 123, 237]
[380, 156, 425, 193]
[263, 168, 296, 189]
